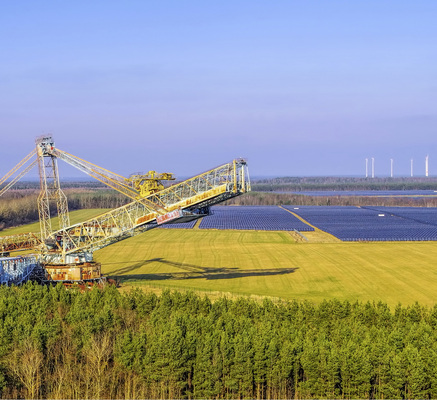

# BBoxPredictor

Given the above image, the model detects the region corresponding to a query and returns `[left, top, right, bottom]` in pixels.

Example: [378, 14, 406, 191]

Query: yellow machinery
[127, 171, 175, 198]
[0, 135, 251, 285]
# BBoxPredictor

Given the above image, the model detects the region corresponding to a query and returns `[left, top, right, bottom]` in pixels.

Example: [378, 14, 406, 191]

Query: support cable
[0, 149, 37, 196]
[0, 159, 38, 197]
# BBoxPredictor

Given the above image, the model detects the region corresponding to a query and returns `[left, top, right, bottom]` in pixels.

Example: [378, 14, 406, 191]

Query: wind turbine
[426, 155, 429, 177]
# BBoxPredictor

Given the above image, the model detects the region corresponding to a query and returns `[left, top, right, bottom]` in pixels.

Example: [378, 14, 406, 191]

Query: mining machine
[0, 135, 250, 286]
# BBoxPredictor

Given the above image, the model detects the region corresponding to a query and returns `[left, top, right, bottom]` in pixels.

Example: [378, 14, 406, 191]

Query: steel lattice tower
[35, 136, 70, 244]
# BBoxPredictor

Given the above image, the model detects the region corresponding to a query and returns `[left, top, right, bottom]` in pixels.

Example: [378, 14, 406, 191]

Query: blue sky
[1, 1, 436, 178]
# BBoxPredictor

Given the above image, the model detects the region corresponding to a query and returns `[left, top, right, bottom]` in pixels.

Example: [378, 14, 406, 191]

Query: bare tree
[84, 332, 113, 399]
[7, 339, 43, 399]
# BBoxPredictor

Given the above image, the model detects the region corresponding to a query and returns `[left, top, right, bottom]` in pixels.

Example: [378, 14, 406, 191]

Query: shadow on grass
[105, 257, 298, 282]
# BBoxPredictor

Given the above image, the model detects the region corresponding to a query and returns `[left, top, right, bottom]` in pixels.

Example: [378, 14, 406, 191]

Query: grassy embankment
[2, 208, 437, 307]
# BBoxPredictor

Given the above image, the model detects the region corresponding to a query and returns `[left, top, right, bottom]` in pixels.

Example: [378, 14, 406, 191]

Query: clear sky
[1, 1, 436, 179]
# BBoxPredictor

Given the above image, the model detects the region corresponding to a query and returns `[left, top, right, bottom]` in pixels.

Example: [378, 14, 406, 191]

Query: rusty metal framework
[0, 232, 42, 254]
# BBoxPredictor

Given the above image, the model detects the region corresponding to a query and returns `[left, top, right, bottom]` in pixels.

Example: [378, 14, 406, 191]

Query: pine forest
[0, 283, 436, 399]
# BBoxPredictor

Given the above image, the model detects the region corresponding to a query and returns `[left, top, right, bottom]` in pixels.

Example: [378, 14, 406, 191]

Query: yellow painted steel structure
[36, 136, 70, 241]
[126, 171, 175, 197]
[49, 147, 166, 213]
[46, 158, 250, 263]
[0, 136, 250, 267]
[0, 149, 38, 197]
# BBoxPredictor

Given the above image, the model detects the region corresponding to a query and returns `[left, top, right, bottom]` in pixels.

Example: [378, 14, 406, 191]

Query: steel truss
[46, 159, 250, 263]
[1, 136, 251, 269]
[50, 148, 164, 213]
[0, 232, 42, 254]
[36, 136, 70, 242]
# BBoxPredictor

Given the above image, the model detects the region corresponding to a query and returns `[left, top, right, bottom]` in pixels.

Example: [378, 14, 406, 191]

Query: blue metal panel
[284, 206, 437, 241]
[199, 206, 315, 231]
[0, 255, 39, 285]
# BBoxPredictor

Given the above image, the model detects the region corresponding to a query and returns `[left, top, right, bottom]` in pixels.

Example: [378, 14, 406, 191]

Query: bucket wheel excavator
[0, 135, 250, 285]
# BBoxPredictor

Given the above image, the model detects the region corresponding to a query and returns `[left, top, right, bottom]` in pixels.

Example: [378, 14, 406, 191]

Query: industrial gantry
[0, 135, 250, 285]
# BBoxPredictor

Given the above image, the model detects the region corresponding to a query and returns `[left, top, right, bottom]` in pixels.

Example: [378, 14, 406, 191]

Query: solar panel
[363, 206, 437, 227]
[157, 219, 198, 229]
[154, 205, 437, 241]
[199, 206, 314, 231]
[283, 205, 437, 241]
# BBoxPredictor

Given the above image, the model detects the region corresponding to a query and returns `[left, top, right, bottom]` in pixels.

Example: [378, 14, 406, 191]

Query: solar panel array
[363, 206, 437, 227]
[283, 205, 437, 241]
[154, 205, 437, 241]
[198, 206, 314, 231]
[157, 219, 198, 229]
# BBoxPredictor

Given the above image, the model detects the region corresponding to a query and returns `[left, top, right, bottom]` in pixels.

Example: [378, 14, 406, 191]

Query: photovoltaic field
[158, 205, 437, 242]
[198, 206, 314, 231]
[4, 205, 435, 242]
[364, 206, 437, 226]
[158, 220, 198, 229]
[284, 205, 437, 241]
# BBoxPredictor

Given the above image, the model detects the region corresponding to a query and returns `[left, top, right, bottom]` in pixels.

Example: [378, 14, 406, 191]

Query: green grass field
[2, 209, 437, 307]
[94, 228, 437, 307]
[0, 209, 111, 236]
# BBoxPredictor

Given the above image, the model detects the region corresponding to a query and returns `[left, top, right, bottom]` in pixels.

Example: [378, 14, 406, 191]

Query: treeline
[253, 176, 437, 191]
[1, 284, 437, 399]
[2, 180, 437, 230]
[226, 191, 437, 207]
[10, 176, 437, 192]
[2, 190, 436, 231]
[0, 190, 129, 230]
[4, 181, 106, 190]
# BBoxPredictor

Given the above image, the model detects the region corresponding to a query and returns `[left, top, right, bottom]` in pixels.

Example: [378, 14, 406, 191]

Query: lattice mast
[35, 136, 70, 244]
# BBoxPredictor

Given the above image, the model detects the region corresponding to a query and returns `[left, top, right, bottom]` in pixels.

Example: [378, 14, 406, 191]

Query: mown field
[2, 208, 437, 307]
[95, 227, 437, 307]
[0, 208, 111, 235]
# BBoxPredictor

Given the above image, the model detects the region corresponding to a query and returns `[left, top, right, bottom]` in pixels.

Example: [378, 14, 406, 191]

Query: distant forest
[1, 177, 437, 230]
[0, 283, 436, 399]
[227, 191, 437, 207]
[10, 176, 437, 192]
[0, 189, 129, 230]
[252, 176, 437, 192]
